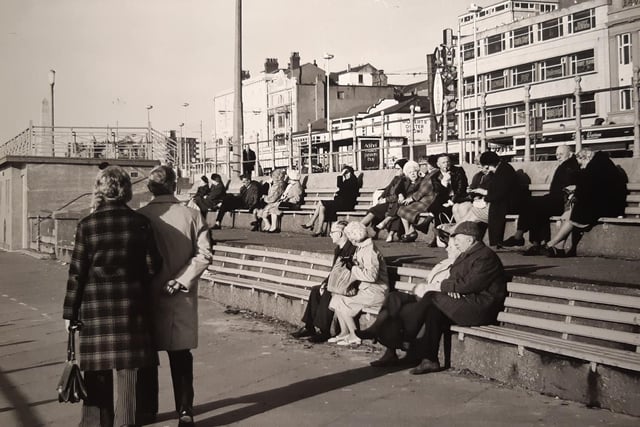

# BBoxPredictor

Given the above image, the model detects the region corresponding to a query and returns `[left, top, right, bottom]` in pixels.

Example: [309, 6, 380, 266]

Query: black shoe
[312, 232, 324, 237]
[370, 349, 399, 367]
[522, 245, 542, 256]
[291, 327, 315, 339]
[211, 223, 221, 230]
[301, 223, 313, 230]
[355, 328, 377, 341]
[308, 333, 330, 343]
[397, 355, 422, 367]
[502, 236, 525, 247]
[178, 409, 195, 427]
[400, 231, 418, 243]
[250, 224, 260, 232]
[409, 359, 442, 375]
[414, 216, 433, 234]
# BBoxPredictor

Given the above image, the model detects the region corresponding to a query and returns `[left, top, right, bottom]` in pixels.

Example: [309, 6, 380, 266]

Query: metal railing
[0, 125, 177, 165]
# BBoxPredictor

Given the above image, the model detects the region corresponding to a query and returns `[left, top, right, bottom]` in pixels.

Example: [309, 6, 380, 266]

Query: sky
[0, 0, 496, 144]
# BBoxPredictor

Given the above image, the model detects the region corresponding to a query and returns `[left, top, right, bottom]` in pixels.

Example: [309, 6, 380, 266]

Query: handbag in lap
[326, 262, 355, 296]
[57, 324, 87, 403]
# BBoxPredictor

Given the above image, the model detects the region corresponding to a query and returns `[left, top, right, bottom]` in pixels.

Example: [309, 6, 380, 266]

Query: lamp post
[146, 105, 153, 147]
[179, 122, 184, 173]
[182, 102, 189, 171]
[468, 3, 483, 157]
[323, 53, 334, 172]
[48, 69, 56, 156]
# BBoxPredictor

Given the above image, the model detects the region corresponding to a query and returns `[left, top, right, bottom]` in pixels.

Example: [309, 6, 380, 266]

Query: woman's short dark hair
[479, 151, 500, 167]
[341, 166, 354, 175]
[210, 173, 223, 184]
[93, 165, 132, 208]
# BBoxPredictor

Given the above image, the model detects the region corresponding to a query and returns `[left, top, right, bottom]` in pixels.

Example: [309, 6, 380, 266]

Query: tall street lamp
[468, 3, 483, 156]
[323, 53, 334, 171]
[182, 103, 190, 171]
[146, 105, 153, 145]
[48, 69, 56, 156]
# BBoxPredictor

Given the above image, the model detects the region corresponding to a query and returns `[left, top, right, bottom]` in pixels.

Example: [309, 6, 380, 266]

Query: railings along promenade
[0, 125, 177, 165]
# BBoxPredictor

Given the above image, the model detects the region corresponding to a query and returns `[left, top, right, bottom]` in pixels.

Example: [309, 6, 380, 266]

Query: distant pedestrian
[63, 165, 162, 426]
[138, 165, 212, 426]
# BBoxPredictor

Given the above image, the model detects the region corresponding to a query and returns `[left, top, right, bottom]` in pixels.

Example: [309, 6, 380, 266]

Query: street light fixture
[48, 69, 56, 156]
[181, 103, 190, 171]
[323, 53, 334, 171]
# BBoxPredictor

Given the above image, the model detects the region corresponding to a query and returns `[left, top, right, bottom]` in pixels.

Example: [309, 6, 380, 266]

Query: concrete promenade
[1, 245, 639, 426]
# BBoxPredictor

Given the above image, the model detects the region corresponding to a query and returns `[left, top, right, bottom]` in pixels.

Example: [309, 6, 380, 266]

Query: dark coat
[333, 174, 360, 211]
[63, 203, 162, 371]
[241, 180, 263, 210]
[206, 183, 227, 204]
[433, 166, 469, 205]
[194, 184, 209, 199]
[571, 151, 627, 225]
[548, 155, 580, 209]
[485, 161, 526, 245]
[436, 242, 507, 326]
[380, 175, 406, 203]
[398, 171, 438, 224]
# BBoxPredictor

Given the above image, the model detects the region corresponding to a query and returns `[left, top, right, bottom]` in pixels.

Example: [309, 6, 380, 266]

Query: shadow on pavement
[503, 263, 558, 275]
[0, 368, 44, 425]
[189, 365, 406, 426]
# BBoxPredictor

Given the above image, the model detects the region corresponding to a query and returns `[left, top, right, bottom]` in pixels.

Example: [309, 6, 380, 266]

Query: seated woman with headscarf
[252, 168, 287, 232]
[328, 222, 389, 346]
[259, 169, 304, 233]
[360, 158, 408, 242]
[356, 238, 461, 367]
[387, 160, 438, 243]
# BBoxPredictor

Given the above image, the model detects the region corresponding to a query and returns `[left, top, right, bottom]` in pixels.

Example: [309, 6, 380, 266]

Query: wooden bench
[451, 282, 640, 373]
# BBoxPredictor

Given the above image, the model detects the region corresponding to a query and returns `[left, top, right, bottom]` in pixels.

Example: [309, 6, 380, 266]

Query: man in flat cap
[409, 221, 507, 375]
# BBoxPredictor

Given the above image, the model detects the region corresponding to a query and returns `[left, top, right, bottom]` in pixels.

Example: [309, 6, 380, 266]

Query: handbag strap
[67, 329, 76, 362]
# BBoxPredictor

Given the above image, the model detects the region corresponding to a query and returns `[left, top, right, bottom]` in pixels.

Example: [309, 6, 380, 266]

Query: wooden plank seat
[451, 282, 640, 372]
[203, 244, 334, 301]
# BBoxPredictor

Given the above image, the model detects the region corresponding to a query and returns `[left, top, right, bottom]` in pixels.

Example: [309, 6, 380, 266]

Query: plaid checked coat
[397, 171, 438, 224]
[63, 203, 162, 371]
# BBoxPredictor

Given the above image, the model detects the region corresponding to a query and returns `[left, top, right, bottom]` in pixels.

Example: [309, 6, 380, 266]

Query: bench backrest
[209, 244, 333, 298]
[501, 282, 640, 352]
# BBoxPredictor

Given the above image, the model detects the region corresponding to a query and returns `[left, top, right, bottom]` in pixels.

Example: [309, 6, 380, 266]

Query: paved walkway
[212, 228, 640, 289]
[1, 250, 638, 426]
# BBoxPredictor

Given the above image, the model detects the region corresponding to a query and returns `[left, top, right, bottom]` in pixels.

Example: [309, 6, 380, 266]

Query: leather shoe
[410, 359, 441, 375]
[308, 333, 330, 343]
[178, 409, 195, 427]
[370, 349, 399, 367]
[211, 223, 221, 230]
[355, 328, 377, 341]
[291, 327, 315, 339]
[502, 236, 525, 247]
[400, 231, 418, 243]
[522, 245, 542, 256]
[301, 223, 313, 230]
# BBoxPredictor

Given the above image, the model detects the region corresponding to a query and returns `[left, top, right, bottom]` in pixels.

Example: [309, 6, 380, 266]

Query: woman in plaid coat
[63, 165, 162, 426]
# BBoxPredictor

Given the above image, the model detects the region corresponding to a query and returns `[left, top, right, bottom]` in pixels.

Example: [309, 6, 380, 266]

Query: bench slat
[205, 272, 310, 300]
[507, 282, 640, 310]
[396, 266, 431, 278]
[211, 265, 319, 290]
[498, 312, 640, 346]
[451, 325, 640, 372]
[213, 244, 334, 268]
[211, 255, 328, 279]
[504, 297, 640, 326]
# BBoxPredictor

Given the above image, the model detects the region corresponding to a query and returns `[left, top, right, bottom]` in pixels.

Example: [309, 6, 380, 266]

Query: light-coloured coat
[138, 195, 212, 350]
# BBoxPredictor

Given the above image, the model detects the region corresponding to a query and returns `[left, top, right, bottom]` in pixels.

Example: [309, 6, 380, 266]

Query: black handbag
[56, 324, 87, 403]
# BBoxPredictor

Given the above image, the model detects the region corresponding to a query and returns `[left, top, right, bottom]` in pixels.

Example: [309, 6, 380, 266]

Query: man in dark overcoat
[408, 221, 507, 374]
[477, 151, 526, 247]
[212, 174, 262, 229]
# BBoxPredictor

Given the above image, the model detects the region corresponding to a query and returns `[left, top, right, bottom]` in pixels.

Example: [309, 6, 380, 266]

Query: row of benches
[203, 243, 640, 374]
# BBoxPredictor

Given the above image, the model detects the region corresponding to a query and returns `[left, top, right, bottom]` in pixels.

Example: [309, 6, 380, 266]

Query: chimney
[290, 51, 301, 70]
[347, 64, 351, 72]
[264, 58, 279, 73]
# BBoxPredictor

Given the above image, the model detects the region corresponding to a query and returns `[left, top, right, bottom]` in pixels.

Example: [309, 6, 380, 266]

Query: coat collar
[147, 194, 181, 205]
[453, 241, 485, 265]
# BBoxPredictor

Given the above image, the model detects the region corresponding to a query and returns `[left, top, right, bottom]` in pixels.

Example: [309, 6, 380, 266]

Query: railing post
[574, 76, 582, 153]
[524, 85, 531, 162]
[307, 122, 313, 175]
[480, 92, 487, 154]
[29, 120, 34, 155]
[633, 67, 640, 158]
[328, 118, 334, 172]
[379, 111, 385, 169]
[409, 105, 415, 161]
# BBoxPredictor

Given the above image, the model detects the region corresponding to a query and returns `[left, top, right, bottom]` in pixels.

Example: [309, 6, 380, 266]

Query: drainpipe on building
[524, 85, 531, 162]
[574, 76, 582, 153]
[633, 67, 639, 159]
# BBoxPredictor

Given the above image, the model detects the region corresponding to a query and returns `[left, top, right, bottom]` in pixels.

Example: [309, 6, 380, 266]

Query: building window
[620, 89, 632, 110]
[576, 93, 596, 115]
[512, 63, 535, 86]
[541, 56, 564, 80]
[337, 91, 346, 99]
[541, 98, 567, 120]
[486, 33, 505, 55]
[277, 114, 285, 128]
[487, 70, 506, 91]
[462, 42, 475, 61]
[568, 9, 595, 34]
[358, 74, 364, 84]
[510, 105, 526, 125]
[464, 112, 477, 132]
[511, 26, 532, 48]
[539, 18, 563, 41]
[487, 107, 507, 129]
[463, 77, 476, 96]
[571, 50, 595, 74]
[617, 33, 632, 65]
